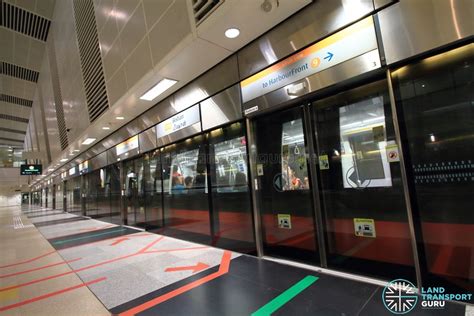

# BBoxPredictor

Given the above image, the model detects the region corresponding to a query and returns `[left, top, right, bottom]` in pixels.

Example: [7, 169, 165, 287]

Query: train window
[213, 136, 248, 193]
[168, 148, 207, 194]
[281, 119, 309, 190]
[339, 96, 392, 188]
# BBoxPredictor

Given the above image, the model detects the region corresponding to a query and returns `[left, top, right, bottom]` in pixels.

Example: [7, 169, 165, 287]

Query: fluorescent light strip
[82, 138, 96, 145]
[140, 78, 177, 101]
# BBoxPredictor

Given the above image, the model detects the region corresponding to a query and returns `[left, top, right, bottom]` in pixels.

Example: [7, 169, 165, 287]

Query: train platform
[0, 205, 471, 315]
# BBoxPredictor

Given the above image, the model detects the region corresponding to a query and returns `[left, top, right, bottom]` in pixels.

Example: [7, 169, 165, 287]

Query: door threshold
[262, 256, 390, 288]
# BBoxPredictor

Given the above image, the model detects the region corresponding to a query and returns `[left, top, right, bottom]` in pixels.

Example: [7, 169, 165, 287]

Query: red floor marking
[78, 224, 115, 232]
[0, 250, 56, 269]
[0, 277, 106, 312]
[165, 262, 209, 273]
[137, 236, 165, 253]
[0, 258, 81, 279]
[110, 237, 130, 246]
[144, 246, 209, 254]
[0, 237, 164, 293]
[119, 251, 232, 316]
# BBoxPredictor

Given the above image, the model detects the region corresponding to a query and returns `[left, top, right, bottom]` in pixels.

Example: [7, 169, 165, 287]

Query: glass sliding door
[312, 79, 415, 281]
[107, 164, 122, 224]
[162, 136, 211, 244]
[253, 107, 319, 264]
[208, 122, 256, 254]
[392, 44, 474, 292]
[144, 150, 163, 231]
[124, 157, 146, 228]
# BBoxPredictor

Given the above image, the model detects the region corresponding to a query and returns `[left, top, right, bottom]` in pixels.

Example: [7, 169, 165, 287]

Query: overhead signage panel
[156, 104, 200, 139]
[20, 164, 42, 175]
[240, 17, 378, 103]
[116, 135, 139, 156]
[79, 160, 89, 174]
[69, 167, 76, 176]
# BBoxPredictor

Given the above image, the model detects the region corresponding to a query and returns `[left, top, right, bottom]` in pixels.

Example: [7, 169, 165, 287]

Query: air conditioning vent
[0, 1, 51, 42]
[0, 61, 39, 83]
[0, 136, 23, 143]
[72, 0, 110, 123]
[47, 38, 69, 151]
[0, 127, 26, 134]
[0, 113, 29, 123]
[192, 0, 224, 25]
[0, 93, 33, 107]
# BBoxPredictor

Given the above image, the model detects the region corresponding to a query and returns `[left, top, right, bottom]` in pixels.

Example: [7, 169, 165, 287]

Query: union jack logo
[382, 279, 418, 314]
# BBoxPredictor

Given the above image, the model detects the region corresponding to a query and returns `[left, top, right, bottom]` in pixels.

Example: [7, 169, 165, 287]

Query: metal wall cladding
[139, 128, 157, 154]
[201, 84, 242, 131]
[237, 0, 375, 80]
[89, 150, 107, 171]
[172, 55, 240, 112]
[243, 50, 382, 117]
[378, 0, 474, 65]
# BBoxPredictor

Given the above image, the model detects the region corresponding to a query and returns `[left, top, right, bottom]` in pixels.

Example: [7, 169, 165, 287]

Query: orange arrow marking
[165, 262, 209, 274]
[110, 237, 130, 246]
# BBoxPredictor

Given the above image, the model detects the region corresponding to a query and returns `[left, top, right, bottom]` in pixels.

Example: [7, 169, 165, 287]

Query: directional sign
[240, 17, 378, 103]
[273, 173, 284, 192]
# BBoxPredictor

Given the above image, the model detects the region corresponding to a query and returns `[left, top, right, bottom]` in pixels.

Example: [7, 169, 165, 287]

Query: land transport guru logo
[382, 279, 418, 314]
[382, 279, 473, 314]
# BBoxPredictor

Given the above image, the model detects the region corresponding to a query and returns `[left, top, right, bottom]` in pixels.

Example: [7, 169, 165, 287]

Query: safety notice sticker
[354, 218, 376, 238]
[278, 214, 292, 229]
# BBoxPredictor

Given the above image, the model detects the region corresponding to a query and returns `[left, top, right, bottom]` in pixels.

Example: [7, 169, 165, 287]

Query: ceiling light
[225, 28, 240, 39]
[69, 153, 74, 156]
[73, 149, 80, 152]
[60, 158, 68, 162]
[48, 169, 54, 172]
[82, 138, 96, 145]
[8, 149, 13, 152]
[102, 126, 111, 130]
[116, 116, 125, 120]
[140, 78, 178, 101]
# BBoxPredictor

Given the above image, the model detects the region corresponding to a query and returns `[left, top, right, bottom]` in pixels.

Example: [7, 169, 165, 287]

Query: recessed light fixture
[60, 158, 68, 162]
[8, 149, 13, 152]
[102, 126, 111, 130]
[225, 27, 240, 39]
[116, 116, 125, 120]
[140, 78, 178, 101]
[73, 149, 80, 152]
[48, 169, 54, 172]
[82, 138, 96, 145]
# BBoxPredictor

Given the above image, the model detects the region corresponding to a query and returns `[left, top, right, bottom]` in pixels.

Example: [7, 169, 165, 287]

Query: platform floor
[0, 205, 471, 315]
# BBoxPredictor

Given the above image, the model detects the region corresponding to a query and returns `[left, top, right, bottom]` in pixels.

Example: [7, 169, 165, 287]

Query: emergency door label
[278, 214, 292, 229]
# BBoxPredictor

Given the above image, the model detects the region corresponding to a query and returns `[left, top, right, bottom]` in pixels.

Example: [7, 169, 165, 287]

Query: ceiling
[0, 0, 55, 148]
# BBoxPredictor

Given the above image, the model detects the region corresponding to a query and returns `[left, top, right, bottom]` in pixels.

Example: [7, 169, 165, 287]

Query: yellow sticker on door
[354, 218, 376, 238]
[277, 214, 292, 229]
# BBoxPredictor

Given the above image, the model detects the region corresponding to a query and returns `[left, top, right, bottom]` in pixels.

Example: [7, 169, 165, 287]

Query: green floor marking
[52, 227, 127, 245]
[251, 275, 319, 316]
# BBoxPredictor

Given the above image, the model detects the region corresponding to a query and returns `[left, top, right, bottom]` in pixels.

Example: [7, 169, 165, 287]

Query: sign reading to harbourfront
[116, 135, 139, 156]
[156, 104, 200, 139]
[20, 164, 42, 175]
[240, 17, 378, 103]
